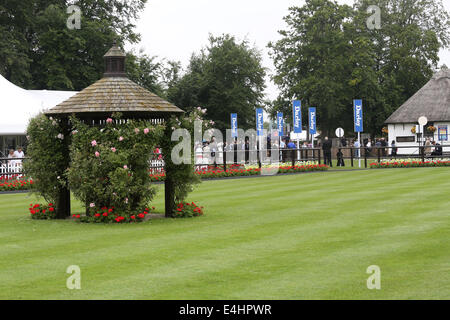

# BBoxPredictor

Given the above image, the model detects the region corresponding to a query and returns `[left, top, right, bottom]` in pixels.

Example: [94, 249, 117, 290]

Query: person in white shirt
[7, 149, 18, 166]
[195, 144, 203, 165]
[354, 140, 361, 158]
[14, 147, 25, 162]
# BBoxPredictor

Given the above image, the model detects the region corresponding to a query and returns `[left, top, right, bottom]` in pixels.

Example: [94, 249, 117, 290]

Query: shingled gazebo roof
[385, 69, 450, 124]
[45, 43, 183, 117]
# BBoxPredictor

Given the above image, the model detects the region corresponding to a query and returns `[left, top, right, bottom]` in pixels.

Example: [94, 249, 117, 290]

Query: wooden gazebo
[44, 43, 184, 218]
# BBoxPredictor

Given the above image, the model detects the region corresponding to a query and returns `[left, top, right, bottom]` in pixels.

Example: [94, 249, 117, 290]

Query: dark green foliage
[269, 0, 450, 136]
[23, 115, 69, 203]
[67, 115, 164, 216]
[0, 0, 147, 90]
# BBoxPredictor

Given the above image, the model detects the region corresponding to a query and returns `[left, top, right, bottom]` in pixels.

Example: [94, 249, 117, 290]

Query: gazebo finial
[103, 41, 126, 78]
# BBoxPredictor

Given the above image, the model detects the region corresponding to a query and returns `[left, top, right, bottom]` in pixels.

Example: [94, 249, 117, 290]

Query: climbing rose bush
[67, 115, 164, 221]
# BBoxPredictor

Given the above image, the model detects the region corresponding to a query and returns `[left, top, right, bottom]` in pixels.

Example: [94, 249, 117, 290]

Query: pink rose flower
[144, 128, 150, 134]
[123, 165, 128, 169]
[91, 140, 97, 147]
[119, 136, 124, 141]
[111, 147, 117, 153]
[106, 118, 113, 124]
[134, 128, 140, 134]
[95, 151, 100, 157]
[90, 203, 95, 208]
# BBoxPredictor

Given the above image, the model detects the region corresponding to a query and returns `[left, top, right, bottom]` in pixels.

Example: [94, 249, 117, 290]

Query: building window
[396, 136, 416, 143]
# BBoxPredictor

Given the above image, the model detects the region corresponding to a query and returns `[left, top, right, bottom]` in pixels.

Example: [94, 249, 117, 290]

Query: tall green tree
[0, 0, 147, 90]
[269, 0, 449, 136]
[168, 34, 267, 132]
[269, 0, 360, 135]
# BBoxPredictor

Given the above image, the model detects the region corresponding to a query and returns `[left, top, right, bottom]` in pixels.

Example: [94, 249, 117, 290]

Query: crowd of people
[193, 136, 318, 167]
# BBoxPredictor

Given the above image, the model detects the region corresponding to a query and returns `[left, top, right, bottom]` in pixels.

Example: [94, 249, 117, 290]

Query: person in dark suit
[337, 149, 345, 167]
[322, 137, 332, 167]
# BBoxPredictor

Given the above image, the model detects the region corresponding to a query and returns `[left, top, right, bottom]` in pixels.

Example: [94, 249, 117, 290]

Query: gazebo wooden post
[56, 116, 71, 219]
[164, 119, 175, 218]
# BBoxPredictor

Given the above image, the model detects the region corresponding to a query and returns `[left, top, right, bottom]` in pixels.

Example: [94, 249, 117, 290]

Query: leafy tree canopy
[269, 0, 450, 136]
[0, 0, 150, 90]
[168, 34, 267, 132]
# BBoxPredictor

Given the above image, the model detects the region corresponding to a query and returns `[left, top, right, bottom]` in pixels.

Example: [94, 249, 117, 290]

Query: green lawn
[1, 168, 449, 299]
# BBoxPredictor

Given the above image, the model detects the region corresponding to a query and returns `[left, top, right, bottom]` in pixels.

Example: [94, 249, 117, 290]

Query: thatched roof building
[45, 43, 183, 118]
[385, 69, 450, 124]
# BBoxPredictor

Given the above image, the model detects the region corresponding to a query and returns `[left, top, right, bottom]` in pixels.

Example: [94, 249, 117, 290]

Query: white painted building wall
[388, 122, 450, 155]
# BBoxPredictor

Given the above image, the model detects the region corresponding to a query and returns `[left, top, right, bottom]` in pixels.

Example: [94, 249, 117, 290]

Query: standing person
[322, 137, 332, 167]
[14, 147, 25, 166]
[14, 147, 25, 159]
[203, 142, 211, 166]
[195, 143, 203, 166]
[424, 138, 432, 157]
[7, 149, 18, 169]
[391, 141, 398, 158]
[210, 136, 217, 167]
[280, 138, 286, 162]
[336, 149, 345, 167]
[365, 139, 372, 155]
[381, 138, 387, 157]
[244, 137, 250, 163]
[354, 139, 361, 158]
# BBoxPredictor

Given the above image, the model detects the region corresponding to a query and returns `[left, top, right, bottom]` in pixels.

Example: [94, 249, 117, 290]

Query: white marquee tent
[0, 74, 77, 135]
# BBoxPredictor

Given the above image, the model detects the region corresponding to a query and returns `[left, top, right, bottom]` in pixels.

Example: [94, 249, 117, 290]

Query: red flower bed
[175, 202, 204, 218]
[72, 206, 157, 224]
[29, 203, 57, 220]
[370, 160, 450, 169]
[0, 175, 33, 192]
[150, 164, 329, 182]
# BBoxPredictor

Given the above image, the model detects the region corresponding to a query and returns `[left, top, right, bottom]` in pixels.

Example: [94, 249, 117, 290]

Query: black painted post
[350, 147, 354, 167]
[56, 117, 71, 219]
[365, 148, 368, 168]
[165, 175, 174, 218]
[223, 148, 227, 171]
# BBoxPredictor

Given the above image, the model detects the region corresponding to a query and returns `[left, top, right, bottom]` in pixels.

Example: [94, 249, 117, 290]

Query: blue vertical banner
[256, 108, 264, 136]
[309, 107, 317, 135]
[293, 100, 302, 134]
[231, 113, 238, 138]
[353, 99, 364, 133]
[277, 112, 284, 137]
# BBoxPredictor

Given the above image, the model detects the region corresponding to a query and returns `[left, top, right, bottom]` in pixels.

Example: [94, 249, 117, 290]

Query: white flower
[57, 134, 64, 140]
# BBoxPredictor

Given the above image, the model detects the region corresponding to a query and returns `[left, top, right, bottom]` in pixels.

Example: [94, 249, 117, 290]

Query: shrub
[23, 114, 69, 203]
[72, 206, 156, 224]
[174, 202, 204, 218]
[29, 203, 57, 220]
[67, 115, 164, 221]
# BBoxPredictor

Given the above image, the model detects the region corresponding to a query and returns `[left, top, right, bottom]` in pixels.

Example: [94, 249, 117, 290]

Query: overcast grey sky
[130, 0, 450, 100]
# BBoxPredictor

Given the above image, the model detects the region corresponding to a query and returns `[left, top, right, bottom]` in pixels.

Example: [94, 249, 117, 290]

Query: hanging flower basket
[427, 126, 437, 133]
